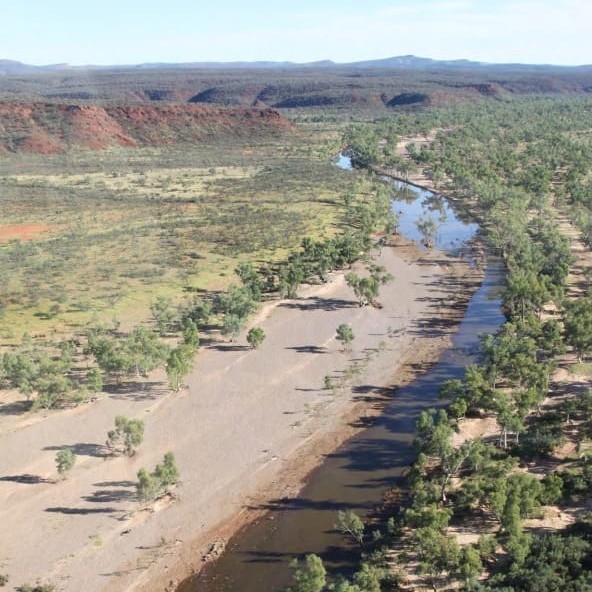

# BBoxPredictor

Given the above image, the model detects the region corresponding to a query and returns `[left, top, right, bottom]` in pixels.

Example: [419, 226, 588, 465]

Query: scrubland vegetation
[285, 97, 592, 590]
[0, 122, 399, 411]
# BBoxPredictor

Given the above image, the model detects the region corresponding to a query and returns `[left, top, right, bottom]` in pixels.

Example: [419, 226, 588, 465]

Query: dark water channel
[178, 159, 505, 592]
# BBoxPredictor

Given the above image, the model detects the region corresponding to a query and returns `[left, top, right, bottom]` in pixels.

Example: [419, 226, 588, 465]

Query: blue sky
[1, 0, 589, 66]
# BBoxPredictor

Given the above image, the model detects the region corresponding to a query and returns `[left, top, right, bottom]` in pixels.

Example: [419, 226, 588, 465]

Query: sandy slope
[0, 238, 480, 592]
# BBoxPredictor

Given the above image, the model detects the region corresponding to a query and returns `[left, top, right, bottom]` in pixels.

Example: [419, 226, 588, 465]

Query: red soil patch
[0, 223, 52, 241]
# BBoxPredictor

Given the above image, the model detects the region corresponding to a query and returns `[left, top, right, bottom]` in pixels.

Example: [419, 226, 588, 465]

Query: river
[177, 158, 505, 592]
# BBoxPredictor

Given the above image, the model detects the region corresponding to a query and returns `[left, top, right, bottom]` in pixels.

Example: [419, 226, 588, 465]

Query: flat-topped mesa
[0, 101, 292, 154]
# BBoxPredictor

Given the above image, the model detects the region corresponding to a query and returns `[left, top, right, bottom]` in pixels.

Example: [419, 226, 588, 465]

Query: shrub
[246, 326, 265, 349]
[106, 415, 144, 456]
[55, 448, 76, 479]
[136, 452, 179, 502]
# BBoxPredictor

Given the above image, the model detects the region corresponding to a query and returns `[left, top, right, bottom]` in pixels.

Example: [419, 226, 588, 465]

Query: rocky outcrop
[0, 101, 292, 154]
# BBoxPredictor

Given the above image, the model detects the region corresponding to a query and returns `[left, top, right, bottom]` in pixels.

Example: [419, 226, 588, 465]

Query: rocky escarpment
[0, 101, 292, 154]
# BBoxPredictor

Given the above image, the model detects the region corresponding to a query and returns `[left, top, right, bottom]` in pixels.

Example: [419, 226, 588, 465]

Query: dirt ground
[0, 223, 52, 241]
[0, 236, 482, 592]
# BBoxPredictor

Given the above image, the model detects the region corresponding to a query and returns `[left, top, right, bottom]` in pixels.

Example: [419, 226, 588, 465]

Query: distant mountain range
[1, 55, 591, 75]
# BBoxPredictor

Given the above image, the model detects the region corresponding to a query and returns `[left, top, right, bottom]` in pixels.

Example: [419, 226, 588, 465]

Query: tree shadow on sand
[0, 474, 52, 484]
[0, 399, 33, 416]
[43, 442, 111, 458]
[279, 297, 356, 312]
[45, 506, 119, 515]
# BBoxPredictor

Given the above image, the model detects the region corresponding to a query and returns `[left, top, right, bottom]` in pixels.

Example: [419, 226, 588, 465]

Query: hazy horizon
[2, 53, 591, 69]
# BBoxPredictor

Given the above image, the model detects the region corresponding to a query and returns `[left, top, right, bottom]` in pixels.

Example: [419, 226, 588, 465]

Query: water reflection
[390, 181, 478, 255]
[334, 152, 478, 255]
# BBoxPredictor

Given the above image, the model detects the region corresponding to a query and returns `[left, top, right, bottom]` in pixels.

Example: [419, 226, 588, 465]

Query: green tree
[493, 391, 526, 449]
[246, 326, 266, 349]
[2, 351, 43, 399]
[502, 489, 523, 539]
[136, 468, 160, 502]
[235, 262, 264, 301]
[345, 266, 392, 308]
[214, 285, 256, 319]
[124, 326, 170, 379]
[456, 545, 482, 589]
[503, 270, 550, 321]
[85, 368, 103, 393]
[183, 296, 212, 326]
[439, 440, 478, 502]
[336, 324, 355, 352]
[564, 297, 592, 361]
[150, 295, 176, 335]
[351, 564, 382, 592]
[106, 415, 145, 456]
[181, 318, 200, 348]
[154, 452, 180, 487]
[33, 372, 72, 410]
[136, 452, 179, 502]
[55, 448, 76, 480]
[335, 510, 365, 547]
[84, 330, 130, 380]
[414, 527, 460, 589]
[488, 533, 592, 591]
[345, 272, 378, 307]
[416, 215, 439, 248]
[415, 409, 454, 457]
[166, 344, 195, 392]
[279, 261, 305, 299]
[222, 314, 244, 341]
[285, 554, 326, 592]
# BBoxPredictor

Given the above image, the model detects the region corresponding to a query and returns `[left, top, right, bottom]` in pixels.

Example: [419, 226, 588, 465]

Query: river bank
[0, 196, 482, 592]
[170, 237, 484, 592]
[168, 152, 488, 592]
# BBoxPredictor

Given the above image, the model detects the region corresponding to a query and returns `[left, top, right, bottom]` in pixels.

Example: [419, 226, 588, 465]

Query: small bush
[106, 415, 144, 456]
[136, 452, 179, 502]
[55, 448, 76, 479]
[246, 326, 265, 349]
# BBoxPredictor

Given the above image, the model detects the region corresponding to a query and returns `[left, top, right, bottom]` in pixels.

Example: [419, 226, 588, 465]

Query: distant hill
[1, 55, 590, 74]
[347, 55, 486, 69]
[1, 56, 590, 119]
[343, 55, 592, 71]
[0, 60, 43, 75]
[0, 101, 292, 154]
[0, 59, 73, 75]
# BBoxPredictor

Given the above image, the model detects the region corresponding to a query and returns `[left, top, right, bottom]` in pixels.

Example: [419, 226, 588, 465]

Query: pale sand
[0, 238, 481, 592]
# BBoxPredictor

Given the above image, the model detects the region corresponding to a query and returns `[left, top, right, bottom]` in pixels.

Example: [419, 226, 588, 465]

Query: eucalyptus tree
[136, 452, 179, 502]
[166, 344, 195, 391]
[336, 324, 355, 352]
[564, 297, 592, 361]
[150, 295, 176, 335]
[246, 326, 265, 349]
[106, 415, 144, 456]
[55, 449, 76, 480]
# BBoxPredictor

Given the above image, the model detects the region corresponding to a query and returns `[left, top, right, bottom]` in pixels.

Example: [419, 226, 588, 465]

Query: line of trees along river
[183, 97, 592, 591]
[179, 163, 499, 590]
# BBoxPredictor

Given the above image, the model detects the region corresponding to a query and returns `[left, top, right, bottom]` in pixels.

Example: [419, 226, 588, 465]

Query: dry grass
[0, 131, 356, 342]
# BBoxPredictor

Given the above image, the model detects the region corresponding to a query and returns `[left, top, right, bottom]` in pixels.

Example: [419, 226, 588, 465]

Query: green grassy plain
[0, 126, 360, 342]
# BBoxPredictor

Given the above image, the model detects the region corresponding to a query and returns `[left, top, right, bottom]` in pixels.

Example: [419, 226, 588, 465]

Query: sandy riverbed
[0, 236, 481, 592]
